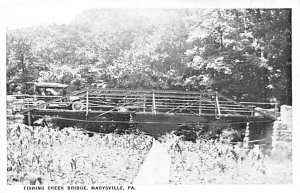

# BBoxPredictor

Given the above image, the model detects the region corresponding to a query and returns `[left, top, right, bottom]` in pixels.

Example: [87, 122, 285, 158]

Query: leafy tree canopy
[6, 9, 291, 105]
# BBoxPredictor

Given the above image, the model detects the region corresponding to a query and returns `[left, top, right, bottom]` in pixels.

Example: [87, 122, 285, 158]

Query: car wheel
[36, 100, 47, 110]
[72, 101, 84, 111]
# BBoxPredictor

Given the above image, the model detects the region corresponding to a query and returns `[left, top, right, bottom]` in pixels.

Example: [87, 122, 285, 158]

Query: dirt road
[134, 140, 171, 184]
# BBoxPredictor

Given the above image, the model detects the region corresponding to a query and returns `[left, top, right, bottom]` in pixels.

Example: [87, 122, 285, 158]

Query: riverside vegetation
[7, 123, 292, 185]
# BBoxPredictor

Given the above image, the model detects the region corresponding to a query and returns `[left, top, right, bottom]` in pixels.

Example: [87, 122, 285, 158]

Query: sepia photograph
[1, 0, 299, 192]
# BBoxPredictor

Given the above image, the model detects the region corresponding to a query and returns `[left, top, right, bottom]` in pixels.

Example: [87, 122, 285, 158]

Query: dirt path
[134, 140, 171, 184]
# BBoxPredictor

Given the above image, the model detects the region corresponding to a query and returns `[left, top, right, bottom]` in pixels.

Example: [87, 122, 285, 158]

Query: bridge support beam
[27, 112, 31, 126]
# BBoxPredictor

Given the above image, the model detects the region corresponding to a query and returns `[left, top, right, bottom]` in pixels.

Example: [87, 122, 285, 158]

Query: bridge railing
[85, 89, 277, 119]
[15, 88, 277, 120]
[215, 92, 278, 120]
[86, 89, 214, 115]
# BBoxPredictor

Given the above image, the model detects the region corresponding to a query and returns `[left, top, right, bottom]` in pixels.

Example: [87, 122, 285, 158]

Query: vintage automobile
[14, 82, 82, 111]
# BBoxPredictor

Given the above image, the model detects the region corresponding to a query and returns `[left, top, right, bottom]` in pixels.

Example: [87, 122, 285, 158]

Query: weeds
[7, 124, 152, 185]
[161, 134, 292, 184]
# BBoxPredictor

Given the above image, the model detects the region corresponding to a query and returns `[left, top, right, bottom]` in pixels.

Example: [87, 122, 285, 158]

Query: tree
[183, 9, 291, 104]
[6, 30, 39, 93]
[6, 9, 291, 106]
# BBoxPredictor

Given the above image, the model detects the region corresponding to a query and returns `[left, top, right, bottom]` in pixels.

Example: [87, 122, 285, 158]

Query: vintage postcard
[1, 0, 299, 193]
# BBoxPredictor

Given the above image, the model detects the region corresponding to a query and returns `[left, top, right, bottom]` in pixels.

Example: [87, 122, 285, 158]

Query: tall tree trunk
[21, 53, 27, 92]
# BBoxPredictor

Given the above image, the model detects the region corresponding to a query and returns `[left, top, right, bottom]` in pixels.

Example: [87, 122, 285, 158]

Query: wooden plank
[219, 109, 253, 113]
[88, 88, 214, 95]
[87, 96, 207, 103]
[89, 92, 204, 100]
[219, 100, 277, 106]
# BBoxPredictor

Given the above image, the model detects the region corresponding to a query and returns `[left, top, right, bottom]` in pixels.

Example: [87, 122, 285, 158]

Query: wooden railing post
[199, 94, 202, 115]
[86, 90, 89, 116]
[215, 92, 221, 119]
[152, 90, 156, 115]
[143, 94, 146, 113]
[250, 105, 255, 116]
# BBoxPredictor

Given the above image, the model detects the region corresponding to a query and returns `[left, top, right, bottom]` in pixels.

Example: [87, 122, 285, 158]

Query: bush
[172, 121, 245, 143]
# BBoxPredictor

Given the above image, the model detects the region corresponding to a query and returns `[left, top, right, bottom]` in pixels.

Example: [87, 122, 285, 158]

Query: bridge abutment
[270, 105, 292, 157]
[244, 105, 292, 157]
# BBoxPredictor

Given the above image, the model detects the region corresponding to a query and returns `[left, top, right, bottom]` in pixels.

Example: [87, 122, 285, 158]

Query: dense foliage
[6, 9, 291, 105]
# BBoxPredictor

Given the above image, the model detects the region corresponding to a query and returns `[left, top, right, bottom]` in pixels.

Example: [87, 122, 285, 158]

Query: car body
[11, 82, 81, 111]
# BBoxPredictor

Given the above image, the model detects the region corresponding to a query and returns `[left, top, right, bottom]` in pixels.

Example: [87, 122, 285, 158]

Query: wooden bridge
[17, 88, 277, 126]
